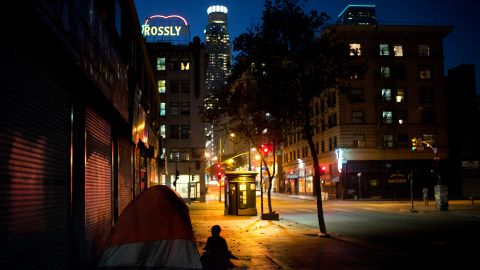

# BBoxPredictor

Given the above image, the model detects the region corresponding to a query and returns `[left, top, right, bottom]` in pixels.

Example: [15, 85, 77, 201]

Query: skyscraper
[337, 4, 376, 25]
[204, 5, 231, 94]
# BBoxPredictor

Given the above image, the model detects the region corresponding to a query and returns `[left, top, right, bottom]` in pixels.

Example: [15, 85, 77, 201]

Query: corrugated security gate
[118, 135, 133, 215]
[84, 107, 112, 265]
[0, 45, 71, 268]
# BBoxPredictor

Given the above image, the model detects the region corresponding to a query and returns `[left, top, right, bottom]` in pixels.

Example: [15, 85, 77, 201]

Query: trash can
[434, 185, 448, 211]
[225, 171, 257, 216]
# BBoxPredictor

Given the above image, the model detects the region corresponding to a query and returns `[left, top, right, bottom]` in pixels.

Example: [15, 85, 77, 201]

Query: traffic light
[320, 165, 327, 175]
[261, 144, 272, 157]
[411, 137, 418, 151]
[217, 171, 222, 180]
[174, 169, 179, 187]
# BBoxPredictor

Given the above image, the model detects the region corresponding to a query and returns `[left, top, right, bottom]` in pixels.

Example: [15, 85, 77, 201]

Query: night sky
[134, 0, 480, 94]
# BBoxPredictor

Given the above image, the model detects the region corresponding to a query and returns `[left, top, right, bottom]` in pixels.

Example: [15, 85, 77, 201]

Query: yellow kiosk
[225, 171, 257, 216]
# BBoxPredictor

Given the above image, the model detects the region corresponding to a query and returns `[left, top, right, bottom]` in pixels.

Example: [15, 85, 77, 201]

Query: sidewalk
[189, 200, 404, 270]
[189, 195, 480, 269]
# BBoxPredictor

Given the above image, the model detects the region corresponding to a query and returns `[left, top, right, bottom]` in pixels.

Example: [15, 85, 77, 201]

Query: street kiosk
[225, 171, 258, 216]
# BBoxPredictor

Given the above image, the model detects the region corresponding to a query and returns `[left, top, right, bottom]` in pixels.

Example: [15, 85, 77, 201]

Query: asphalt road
[269, 195, 480, 266]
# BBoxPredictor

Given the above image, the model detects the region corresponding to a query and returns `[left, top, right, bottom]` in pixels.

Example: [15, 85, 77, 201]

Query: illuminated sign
[142, 14, 189, 43]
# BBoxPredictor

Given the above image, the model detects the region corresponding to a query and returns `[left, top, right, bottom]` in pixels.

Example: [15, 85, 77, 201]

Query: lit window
[160, 125, 166, 138]
[181, 61, 190, 70]
[381, 88, 392, 101]
[349, 43, 361, 56]
[419, 44, 430, 56]
[380, 66, 391, 78]
[156, 58, 166, 70]
[160, 102, 166, 116]
[383, 134, 394, 148]
[396, 89, 405, 102]
[419, 66, 432, 79]
[393, 45, 403, 56]
[397, 111, 407, 124]
[379, 44, 389, 56]
[382, 111, 393, 124]
[158, 80, 166, 93]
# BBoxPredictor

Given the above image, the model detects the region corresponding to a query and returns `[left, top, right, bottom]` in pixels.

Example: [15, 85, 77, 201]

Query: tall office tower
[337, 4, 376, 25]
[204, 5, 233, 184]
[204, 5, 231, 94]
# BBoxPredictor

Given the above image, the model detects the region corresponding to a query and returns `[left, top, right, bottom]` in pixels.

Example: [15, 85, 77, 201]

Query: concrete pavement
[189, 194, 480, 269]
[189, 200, 399, 269]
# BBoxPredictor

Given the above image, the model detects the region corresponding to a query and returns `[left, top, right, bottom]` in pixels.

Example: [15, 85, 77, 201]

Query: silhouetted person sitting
[202, 225, 234, 270]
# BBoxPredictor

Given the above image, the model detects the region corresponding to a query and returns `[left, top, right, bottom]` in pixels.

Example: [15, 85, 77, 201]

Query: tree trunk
[304, 106, 327, 235]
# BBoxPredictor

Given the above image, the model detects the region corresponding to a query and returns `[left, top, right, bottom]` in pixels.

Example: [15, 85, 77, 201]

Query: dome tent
[97, 185, 202, 269]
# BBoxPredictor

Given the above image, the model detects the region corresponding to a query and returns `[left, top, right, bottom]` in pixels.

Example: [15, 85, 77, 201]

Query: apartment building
[282, 23, 452, 199]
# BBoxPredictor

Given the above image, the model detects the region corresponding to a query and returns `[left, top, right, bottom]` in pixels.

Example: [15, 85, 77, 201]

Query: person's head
[211, 225, 221, 236]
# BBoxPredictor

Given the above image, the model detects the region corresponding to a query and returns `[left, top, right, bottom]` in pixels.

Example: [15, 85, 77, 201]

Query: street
[191, 190, 480, 269]
[271, 195, 480, 261]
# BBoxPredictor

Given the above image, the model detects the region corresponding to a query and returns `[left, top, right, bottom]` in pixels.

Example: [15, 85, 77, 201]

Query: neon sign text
[142, 25, 183, 36]
[142, 14, 188, 38]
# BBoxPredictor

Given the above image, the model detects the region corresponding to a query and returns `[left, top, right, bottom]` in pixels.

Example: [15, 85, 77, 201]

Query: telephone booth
[225, 171, 257, 216]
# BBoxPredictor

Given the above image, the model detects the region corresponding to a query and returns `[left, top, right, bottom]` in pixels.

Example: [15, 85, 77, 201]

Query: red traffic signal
[320, 165, 327, 174]
[261, 144, 272, 157]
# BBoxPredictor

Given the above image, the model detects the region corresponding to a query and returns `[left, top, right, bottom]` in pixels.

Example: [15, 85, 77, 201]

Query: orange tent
[97, 185, 202, 269]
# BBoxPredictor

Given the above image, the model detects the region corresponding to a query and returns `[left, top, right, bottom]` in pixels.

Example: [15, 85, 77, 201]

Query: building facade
[282, 23, 452, 199]
[446, 64, 480, 197]
[1, 0, 159, 268]
[146, 37, 208, 202]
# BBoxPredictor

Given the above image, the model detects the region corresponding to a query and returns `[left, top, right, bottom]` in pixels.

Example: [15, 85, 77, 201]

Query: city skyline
[134, 0, 480, 93]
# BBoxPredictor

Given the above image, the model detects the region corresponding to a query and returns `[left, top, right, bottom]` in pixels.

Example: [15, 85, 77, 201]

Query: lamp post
[357, 172, 362, 200]
[409, 169, 417, 212]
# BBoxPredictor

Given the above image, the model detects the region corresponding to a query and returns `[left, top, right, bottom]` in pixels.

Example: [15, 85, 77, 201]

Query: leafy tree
[202, 0, 362, 234]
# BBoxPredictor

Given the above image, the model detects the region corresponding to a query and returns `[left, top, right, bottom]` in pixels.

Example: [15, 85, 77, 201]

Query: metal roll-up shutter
[0, 46, 70, 269]
[84, 107, 112, 265]
[118, 135, 132, 215]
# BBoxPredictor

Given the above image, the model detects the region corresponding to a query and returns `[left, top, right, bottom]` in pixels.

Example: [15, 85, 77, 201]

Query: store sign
[142, 25, 183, 36]
[141, 14, 189, 38]
[387, 173, 407, 184]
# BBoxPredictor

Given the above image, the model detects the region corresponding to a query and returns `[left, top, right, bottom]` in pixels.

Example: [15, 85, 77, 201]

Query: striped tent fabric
[97, 185, 202, 269]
